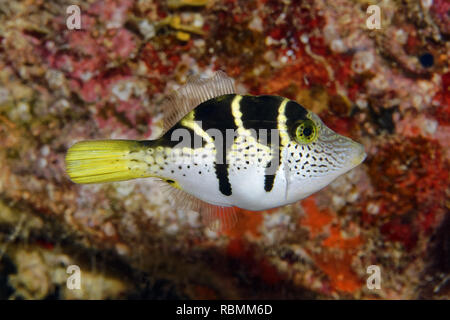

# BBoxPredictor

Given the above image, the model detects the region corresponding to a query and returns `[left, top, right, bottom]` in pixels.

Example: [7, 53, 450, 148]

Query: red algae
[226, 238, 282, 286]
[299, 196, 334, 238]
[300, 196, 363, 294]
[365, 137, 448, 250]
[221, 209, 264, 238]
[322, 225, 362, 251]
[313, 252, 362, 294]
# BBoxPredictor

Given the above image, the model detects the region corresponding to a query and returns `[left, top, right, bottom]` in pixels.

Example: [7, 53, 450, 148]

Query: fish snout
[348, 140, 366, 167]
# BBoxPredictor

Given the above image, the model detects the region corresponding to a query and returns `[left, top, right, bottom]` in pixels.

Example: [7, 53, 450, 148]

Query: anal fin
[159, 181, 240, 231]
[200, 204, 240, 232]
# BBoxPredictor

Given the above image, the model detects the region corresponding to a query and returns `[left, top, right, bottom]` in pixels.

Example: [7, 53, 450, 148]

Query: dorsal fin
[162, 70, 236, 133]
[158, 181, 240, 231]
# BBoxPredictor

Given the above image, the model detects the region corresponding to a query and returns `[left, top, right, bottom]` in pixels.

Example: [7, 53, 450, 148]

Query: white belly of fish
[226, 165, 287, 211]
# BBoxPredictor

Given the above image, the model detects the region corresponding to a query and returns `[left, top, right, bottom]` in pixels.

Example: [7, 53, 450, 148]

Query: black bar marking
[215, 163, 232, 196]
[264, 161, 276, 192]
[194, 94, 238, 134]
[143, 123, 206, 149]
[195, 94, 238, 196]
[285, 100, 308, 136]
[240, 95, 283, 145]
[263, 130, 282, 192]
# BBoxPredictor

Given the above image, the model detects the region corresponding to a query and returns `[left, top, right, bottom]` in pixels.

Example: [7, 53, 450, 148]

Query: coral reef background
[0, 0, 448, 299]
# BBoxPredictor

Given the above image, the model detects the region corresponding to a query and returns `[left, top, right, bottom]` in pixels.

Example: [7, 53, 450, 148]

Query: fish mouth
[347, 141, 367, 167]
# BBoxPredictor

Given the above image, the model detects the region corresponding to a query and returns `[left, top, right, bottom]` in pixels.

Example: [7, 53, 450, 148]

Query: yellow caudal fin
[65, 140, 151, 184]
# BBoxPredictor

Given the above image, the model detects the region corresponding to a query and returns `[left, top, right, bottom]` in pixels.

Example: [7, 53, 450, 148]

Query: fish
[65, 71, 366, 229]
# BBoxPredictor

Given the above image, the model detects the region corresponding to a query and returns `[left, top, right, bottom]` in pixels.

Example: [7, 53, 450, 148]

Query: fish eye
[294, 119, 318, 144]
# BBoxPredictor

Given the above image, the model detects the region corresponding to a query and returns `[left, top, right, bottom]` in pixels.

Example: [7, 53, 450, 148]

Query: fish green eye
[294, 119, 318, 144]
